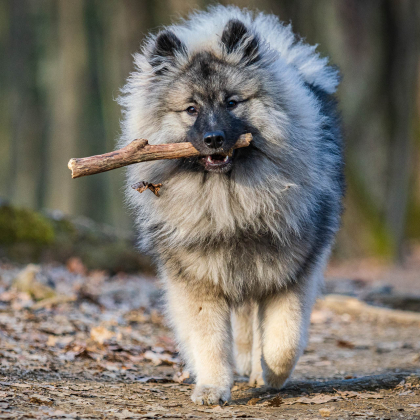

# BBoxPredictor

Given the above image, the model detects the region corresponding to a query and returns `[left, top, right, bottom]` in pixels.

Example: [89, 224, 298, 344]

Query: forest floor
[0, 261, 419, 420]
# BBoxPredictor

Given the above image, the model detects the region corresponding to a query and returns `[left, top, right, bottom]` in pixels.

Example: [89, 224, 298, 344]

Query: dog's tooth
[224, 155, 229, 162]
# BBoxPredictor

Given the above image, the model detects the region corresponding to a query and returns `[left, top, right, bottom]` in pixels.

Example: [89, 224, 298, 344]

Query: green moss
[0, 205, 55, 245]
[0, 204, 153, 273]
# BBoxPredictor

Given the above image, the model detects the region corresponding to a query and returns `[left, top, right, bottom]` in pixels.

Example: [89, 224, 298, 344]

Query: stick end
[68, 159, 77, 178]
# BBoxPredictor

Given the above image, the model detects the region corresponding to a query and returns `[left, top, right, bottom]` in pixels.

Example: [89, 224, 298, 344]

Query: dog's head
[142, 19, 273, 174]
[120, 8, 340, 184]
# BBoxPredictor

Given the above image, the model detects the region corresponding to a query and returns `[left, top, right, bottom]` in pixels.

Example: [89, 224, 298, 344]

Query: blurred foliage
[0, 0, 419, 263]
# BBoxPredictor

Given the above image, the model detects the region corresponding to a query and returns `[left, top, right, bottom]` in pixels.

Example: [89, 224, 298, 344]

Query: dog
[118, 6, 344, 405]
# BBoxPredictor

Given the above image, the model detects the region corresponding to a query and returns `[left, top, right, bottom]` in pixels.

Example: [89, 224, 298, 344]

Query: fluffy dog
[118, 6, 344, 405]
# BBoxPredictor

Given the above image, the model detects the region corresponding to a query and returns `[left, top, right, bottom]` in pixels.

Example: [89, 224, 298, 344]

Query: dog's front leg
[259, 273, 320, 389]
[166, 281, 233, 405]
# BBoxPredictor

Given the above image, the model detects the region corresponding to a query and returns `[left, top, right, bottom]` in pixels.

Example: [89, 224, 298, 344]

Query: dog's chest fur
[133, 165, 322, 302]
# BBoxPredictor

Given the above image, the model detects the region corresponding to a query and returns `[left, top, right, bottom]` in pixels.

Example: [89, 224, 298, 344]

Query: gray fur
[118, 6, 344, 405]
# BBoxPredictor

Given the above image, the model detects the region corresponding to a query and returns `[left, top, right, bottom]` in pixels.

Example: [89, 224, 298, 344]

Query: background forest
[0, 0, 419, 263]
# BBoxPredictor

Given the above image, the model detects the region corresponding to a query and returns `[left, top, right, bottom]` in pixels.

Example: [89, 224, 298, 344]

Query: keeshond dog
[119, 6, 344, 405]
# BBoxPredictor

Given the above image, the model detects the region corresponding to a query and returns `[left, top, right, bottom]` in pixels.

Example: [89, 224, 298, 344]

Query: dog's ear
[221, 19, 259, 64]
[150, 30, 186, 73]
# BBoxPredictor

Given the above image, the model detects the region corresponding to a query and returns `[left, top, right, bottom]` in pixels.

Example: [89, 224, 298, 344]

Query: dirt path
[0, 263, 419, 419]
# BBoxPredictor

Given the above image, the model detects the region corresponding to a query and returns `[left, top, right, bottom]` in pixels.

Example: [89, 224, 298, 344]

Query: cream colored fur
[164, 253, 326, 404]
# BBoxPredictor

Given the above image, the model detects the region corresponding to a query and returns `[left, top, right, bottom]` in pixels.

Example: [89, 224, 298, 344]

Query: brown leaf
[90, 326, 115, 344]
[319, 407, 334, 417]
[337, 390, 359, 399]
[66, 257, 87, 276]
[337, 339, 355, 349]
[46, 335, 74, 347]
[30, 394, 54, 406]
[266, 395, 283, 407]
[357, 392, 383, 399]
[285, 394, 340, 405]
[246, 397, 260, 406]
[11, 384, 31, 389]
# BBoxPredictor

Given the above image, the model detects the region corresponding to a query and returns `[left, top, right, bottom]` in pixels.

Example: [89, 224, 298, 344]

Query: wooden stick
[68, 134, 252, 179]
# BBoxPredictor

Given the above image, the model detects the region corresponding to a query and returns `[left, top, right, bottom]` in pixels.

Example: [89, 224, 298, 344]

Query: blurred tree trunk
[90, 0, 155, 230]
[45, 0, 88, 215]
[0, 1, 11, 199]
[7, 1, 46, 209]
[382, 0, 420, 262]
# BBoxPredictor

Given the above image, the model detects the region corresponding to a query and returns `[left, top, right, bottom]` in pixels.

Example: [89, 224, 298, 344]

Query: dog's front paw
[191, 384, 231, 405]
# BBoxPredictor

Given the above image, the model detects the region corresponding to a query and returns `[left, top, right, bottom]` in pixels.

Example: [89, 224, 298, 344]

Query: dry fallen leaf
[173, 370, 190, 383]
[357, 392, 383, 399]
[143, 350, 179, 366]
[13, 264, 56, 301]
[319, 407, 334, 417]
[30, 394, 53, 406]
[337, 390, 360, 399]
[266, 395, 283, 407]
[90, 326, 115, 344]
[66, 257, 87, 275]
[336, 339, 355, 349]
[247, 397, 260, 406]
[285, 394, 340, 405]
[46, 335, 74, 347]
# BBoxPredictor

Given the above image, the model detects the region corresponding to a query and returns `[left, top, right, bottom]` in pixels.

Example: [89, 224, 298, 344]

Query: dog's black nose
[203, 131, 225, 149]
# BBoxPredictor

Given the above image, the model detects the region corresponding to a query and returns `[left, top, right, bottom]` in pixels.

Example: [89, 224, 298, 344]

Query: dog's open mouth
[200, 152, 233, 172]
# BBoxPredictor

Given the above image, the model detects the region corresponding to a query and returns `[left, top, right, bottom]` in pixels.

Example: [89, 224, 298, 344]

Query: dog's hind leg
[232, 302, 264, 386]
[259, 270, 321, 389]
[249, 304, 264, 386]
[166, 280, 234, 405]
[232, 303, 253, 376]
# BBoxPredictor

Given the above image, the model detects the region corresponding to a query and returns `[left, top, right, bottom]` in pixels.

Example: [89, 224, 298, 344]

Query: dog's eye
[226, 100, 238, 110]
[186, 106, 198, 116]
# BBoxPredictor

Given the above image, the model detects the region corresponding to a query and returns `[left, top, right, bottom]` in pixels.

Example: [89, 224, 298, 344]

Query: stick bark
[68, 134, 252, 179]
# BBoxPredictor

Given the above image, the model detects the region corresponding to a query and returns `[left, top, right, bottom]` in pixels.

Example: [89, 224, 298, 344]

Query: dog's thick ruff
[119, 6, 344, 405]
